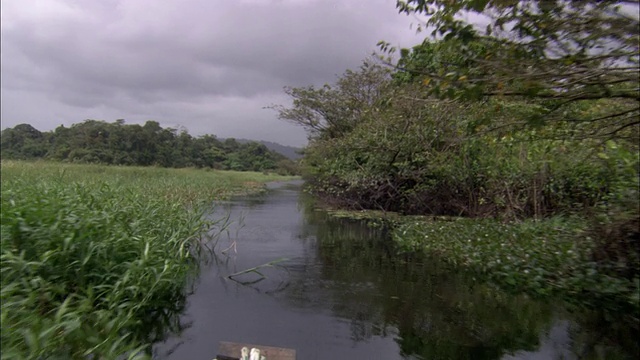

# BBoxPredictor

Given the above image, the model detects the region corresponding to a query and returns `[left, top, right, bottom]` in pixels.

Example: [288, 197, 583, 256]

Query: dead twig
[227, 258, 289, 285]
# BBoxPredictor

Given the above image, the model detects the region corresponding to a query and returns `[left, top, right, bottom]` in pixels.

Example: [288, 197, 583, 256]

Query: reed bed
[0, 161, 293, 359]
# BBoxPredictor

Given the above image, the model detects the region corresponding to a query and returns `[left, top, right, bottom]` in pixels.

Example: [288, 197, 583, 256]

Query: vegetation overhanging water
[0, 161, 294, 359]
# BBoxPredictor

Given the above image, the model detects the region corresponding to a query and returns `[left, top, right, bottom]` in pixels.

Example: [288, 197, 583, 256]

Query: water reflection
[153, 183, 637, 360]
[288, 205, 554, 359]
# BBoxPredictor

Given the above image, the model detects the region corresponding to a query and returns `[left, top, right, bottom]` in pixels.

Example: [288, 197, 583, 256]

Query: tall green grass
[0, 161, 294, 359]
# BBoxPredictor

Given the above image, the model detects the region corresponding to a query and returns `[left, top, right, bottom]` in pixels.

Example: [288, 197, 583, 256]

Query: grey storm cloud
[1, 0, 423, 146]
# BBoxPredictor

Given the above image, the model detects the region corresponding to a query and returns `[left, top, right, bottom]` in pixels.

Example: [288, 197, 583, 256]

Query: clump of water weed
[393, 217, 639, 315]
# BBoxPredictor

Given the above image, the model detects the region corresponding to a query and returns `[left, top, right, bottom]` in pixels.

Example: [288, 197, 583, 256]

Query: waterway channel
[153, 181, 635, 359]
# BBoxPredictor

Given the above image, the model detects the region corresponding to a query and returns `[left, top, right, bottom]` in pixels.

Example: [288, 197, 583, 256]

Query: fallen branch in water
[227, 258, 289, 285]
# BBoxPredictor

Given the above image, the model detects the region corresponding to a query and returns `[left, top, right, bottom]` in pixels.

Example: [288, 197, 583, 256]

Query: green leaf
[55, 296, 72, 322]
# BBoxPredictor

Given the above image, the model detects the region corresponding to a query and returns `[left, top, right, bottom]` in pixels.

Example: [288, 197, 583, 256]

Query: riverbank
[0, 161, 297, 359]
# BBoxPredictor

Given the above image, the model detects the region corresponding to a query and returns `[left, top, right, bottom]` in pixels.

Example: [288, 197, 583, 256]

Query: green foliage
[278, 46, 638, 317]
[0, 161, 293, 359]
[0, 124, 48, 159]
[302, 82, 629, 220]
[388, 0, 639, 139]
[271, 61, 391, 141]
[0, 120, 300, 175]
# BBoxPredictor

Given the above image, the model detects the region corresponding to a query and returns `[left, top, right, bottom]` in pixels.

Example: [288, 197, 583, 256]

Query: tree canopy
[270, 62, 391, 140]
[380, 0, 639, 139]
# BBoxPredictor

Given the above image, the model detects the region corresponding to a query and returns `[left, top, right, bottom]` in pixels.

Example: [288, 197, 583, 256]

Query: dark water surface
[153, 182, 635, 360]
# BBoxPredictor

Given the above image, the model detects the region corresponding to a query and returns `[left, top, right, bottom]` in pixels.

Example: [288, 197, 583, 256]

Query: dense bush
[302, 87, 635, 220]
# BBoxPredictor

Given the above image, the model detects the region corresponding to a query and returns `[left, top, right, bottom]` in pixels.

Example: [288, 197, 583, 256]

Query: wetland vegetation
[0, 161, 295, 359]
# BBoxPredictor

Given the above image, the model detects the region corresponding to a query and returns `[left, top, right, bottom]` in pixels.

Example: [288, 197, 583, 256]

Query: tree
[1, 124, 47, 159]
[270, 61, 392, 140]
[383, 0, 639, 140]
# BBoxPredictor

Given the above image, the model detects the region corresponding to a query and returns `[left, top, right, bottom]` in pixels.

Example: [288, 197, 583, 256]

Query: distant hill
[231, 139, 304, 160]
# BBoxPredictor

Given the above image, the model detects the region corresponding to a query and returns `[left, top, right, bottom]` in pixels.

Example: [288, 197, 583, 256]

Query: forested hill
[0, 120, 299, 174]
[231, 139, 303, 160]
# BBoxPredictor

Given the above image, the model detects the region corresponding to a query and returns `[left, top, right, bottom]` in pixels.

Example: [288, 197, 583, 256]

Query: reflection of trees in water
[568, 311, 640, 359]
[284, 195, 637, 359]
[283, 205, 554, 359]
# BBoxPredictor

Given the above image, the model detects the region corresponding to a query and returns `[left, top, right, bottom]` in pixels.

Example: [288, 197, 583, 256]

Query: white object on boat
[250, 348, 261, 360]
[241, 346, 250, 360]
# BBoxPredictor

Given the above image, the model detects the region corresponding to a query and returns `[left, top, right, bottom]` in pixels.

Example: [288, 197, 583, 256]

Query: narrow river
[153, 181, 634, 360]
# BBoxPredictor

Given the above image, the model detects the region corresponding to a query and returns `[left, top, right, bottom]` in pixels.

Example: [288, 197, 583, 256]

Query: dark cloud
[1, 0, 422, 146]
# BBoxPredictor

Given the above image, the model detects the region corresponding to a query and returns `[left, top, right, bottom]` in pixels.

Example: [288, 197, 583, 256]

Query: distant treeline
[231, 138, 303, 160]
[0, 120, 299, 174]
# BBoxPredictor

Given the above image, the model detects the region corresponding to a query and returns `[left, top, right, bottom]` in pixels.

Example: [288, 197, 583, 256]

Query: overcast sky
[0, 0, 424, 146]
